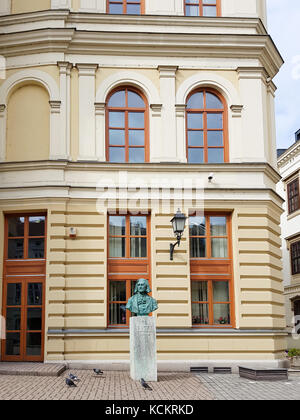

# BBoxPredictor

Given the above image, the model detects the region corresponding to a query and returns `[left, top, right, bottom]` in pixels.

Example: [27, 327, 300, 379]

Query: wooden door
[1, 214, 46, 361]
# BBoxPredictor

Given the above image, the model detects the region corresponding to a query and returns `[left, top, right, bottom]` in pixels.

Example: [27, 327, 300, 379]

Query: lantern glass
[171, 210, 187, 236]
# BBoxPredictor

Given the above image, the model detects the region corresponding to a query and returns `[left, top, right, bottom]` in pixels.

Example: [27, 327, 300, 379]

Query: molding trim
[96, 70, 161, 105]
[176, 71, 241, 107]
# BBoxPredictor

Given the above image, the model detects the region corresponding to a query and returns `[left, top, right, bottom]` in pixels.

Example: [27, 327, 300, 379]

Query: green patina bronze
[126, 278, 158, 316]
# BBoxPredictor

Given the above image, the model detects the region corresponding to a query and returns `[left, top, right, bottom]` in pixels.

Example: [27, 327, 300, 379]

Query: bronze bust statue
[126, 278, 158, 316]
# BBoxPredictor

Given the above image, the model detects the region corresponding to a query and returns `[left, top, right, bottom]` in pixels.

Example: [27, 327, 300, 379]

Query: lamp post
[170, 209, 187, 261]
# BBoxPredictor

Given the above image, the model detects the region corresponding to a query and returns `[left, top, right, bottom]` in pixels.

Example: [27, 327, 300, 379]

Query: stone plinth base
[130, 316, 157, 382]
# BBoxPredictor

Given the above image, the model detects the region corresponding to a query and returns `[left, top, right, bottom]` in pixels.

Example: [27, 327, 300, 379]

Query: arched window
[107, 0, 144, 14]
[186, 88, 228, 164]
[106, 87, 149, 163]
[184, 0, 221, 17]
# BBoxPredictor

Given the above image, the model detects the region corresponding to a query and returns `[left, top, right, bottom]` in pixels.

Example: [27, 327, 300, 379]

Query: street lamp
[170, 209, 187, 261]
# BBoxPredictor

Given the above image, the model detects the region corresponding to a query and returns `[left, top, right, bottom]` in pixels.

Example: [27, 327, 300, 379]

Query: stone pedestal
[130, 316, 157, 382]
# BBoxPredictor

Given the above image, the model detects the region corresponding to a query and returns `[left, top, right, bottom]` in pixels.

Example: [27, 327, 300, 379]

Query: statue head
[134, 278, 151, 294]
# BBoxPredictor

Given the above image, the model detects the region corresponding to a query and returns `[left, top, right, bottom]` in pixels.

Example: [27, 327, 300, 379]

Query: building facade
[277, 135, 300, 350]
[0, 0, 287, 370]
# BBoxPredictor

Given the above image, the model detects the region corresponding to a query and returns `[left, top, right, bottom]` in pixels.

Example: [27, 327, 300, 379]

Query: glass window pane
[207, 148, 224, 163]
[129, 130, 144, 146]
[130, 216, 147, 235]
[8, 239, 24, 259]
[192, 281, 208, 301]
[211, 238, 228, 258]
[187, 113, 203, 129]
[192, 304, 209, 325]
[213, 281, 229, 302]
[6, 308, 21, 331]
[127, 4, 140, 14]
[27, 283, 43, 306]
[130, 237, 147, 258]
[8, 217, 24, 237]
[190, 238, 206, 258]
[187, 92, 204, 109]
[189, 216, 206, 236]
[186, 5, 199, 16]
[129, 148, 145, 163]
[109, 147, 125, 163]
[109, 237, 126, 257]
[128, 91, 145, 107]
[26, 333, 41, 356]
[29, 216, 45, 236]
[188, 131, 204, 147]
[206, 92, 223, 109]
[207, 113, 223, 129]
[109, 303, 127, 324]
[109, 129, 125, 145]
[109, 216, 126, 236]
[128, 112, 144, 128]
[213, 304, 230, 325]
[7, 283, 22, 306]
[110, 281, 126, 302]
[210, 216, 227, 236]
[109, 3, 123, 14]
[27, 308, 42, 331]
[188, 148, 204, 164]
[203, 5, 217, 16]
[28, 238, 44, 259]
[131, 280, 137, 296]
[207, 131, 223, 146]
[108, 90, 126, 107]
[5, 332, 20, 355]
[109, 112, 125, 128]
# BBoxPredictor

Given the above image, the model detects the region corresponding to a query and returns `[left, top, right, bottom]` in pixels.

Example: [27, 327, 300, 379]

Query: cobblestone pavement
[195, 372, 300, 400]
[0, 370, 214, 400]
[0, 369, 300, 400]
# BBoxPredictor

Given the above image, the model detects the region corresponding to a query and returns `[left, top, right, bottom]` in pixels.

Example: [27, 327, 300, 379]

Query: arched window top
[186, 88, 228, 164]
[106, 87, 149, 163]
[184, 0, 221, 17]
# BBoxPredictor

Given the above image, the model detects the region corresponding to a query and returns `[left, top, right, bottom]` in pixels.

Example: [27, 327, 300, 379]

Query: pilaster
[0, 0, 10, 15]
[58, 62, 72, 160]
[51, 0, 72, 9]
[79, 0, 106, 13]
[175, 104, 187, 163]
[95, 102, 106, 162]
[49, 100, 63, 160]
[76, 63, 98, 161]
[158, 65, 178, 163]
[0, 104, 6, 161]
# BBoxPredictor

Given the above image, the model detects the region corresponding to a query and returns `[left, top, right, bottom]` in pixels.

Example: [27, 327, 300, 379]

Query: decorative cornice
[0, 29, 283, 78]
[230, 104, 243, 117]
[278, 140, 300, 168]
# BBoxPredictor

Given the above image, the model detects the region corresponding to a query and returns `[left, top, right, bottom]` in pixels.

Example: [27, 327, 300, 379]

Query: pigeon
[69, 373, 79, 382]
[93, 369, 103, 375]
[140, 378, 152, 391]
[66, 378, 77, 387]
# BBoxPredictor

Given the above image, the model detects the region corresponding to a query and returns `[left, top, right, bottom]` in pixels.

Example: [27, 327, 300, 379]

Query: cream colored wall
[43, 197, 286, 361]
[6, 84, 50, 162]
[11, 0, 51, 14]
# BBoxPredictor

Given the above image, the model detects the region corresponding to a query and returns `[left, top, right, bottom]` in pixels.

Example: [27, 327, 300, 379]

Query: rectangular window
[108, 214, 150, 327]
[189, 214, 233, 327]
[6, 215, 46, 260]
[287, 178, 300, 214]
[184, 0, 220, 17]
[291, 241, 300, 275]
[107, 0, 144, 15]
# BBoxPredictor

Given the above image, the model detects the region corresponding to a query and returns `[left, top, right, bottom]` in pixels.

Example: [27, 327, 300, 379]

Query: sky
[267, 0, 300, 149]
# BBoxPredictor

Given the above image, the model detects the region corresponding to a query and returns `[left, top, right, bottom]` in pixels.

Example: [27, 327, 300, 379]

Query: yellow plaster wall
[11, 0, 51, 14]
[6, 84, 50, 162]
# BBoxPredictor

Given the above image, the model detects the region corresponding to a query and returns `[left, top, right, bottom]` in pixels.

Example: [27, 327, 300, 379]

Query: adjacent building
[0, 0, 287, 370]
[277, 133, 300, 349]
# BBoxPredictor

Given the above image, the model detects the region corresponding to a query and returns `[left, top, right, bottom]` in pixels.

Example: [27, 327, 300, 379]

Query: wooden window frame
[189, 213, 235, 328]
[291, 240, 300, 276]
[287, 178, 300, 215]
[186, 88, 228, 164]
[107, 214, 151, 328]
[106, 87, 149, 163]
[107, 0, 145, 15]
[184, 0, 221, 17]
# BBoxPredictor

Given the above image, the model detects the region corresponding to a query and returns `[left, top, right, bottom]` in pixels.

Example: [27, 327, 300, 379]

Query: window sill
[287, 208, 300, 220]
